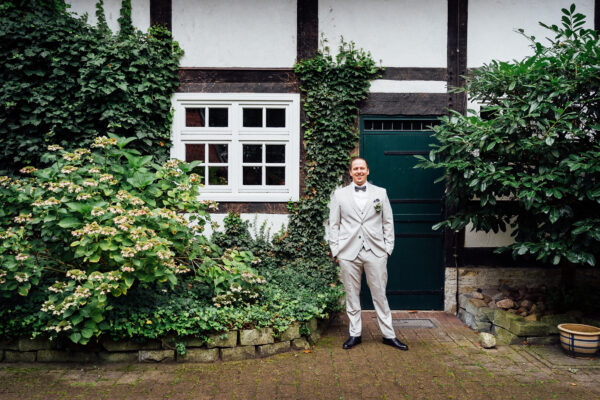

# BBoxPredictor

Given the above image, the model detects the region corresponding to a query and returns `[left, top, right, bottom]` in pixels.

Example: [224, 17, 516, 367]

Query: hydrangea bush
[0, 135, 264, 344]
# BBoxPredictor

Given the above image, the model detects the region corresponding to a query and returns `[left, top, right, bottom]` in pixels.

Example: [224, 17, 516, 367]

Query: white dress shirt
[352, 182, 369, 211]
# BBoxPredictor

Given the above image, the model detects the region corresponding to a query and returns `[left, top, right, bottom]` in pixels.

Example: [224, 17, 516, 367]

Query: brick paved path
[1, 311, 598, 400]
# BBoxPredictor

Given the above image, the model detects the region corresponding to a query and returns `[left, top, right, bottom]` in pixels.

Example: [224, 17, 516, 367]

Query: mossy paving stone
[296, 375, 322, 399]
[231, 369, 258, 399]
[255, 378, 278, 399]
[296, 355, 323, 398]
[208, 366, 238, 400]
[119, 385, 159, 399]
[317, 382, 343, 400]
[190, 369, 221, 398]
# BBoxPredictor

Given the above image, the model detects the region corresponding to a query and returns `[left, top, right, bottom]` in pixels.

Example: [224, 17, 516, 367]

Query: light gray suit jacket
[329, 183, 395, 261]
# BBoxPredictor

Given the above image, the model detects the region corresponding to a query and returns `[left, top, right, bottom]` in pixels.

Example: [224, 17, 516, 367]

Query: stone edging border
[0, 317, 330, 363]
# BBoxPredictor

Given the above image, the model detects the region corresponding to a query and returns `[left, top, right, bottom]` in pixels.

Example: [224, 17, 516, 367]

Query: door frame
[359, 114, 447, 310]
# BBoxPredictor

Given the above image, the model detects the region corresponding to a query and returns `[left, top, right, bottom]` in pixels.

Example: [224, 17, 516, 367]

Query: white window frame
[171, 93, 300, 202]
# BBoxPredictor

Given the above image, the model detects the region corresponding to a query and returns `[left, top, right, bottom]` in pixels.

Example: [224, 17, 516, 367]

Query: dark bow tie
[354, 186, 366, 192]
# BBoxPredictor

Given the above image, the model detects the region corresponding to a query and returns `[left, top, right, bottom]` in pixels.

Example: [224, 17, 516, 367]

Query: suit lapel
[344, 185, 363, 218]
[365, 184, 378, 216]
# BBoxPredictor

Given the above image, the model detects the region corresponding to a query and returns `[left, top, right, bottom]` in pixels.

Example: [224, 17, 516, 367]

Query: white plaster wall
[369, 80, 447, 93]
[464, 222, 515, 248]
[66, 0, 150, 33]
[319, 0, 447, 67]
[172, 0, 296, 68]
[202, 213, 289, 240]
[468, 0, 595, 68]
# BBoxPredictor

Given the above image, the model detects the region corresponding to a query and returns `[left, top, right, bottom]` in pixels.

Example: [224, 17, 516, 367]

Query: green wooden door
[360, 116, 445, 310]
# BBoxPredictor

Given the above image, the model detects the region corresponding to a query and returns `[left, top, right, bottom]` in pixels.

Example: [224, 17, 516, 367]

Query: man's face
[350, 159, 369, 186]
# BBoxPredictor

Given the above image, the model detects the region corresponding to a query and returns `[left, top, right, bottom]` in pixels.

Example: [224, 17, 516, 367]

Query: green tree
[417, 5, 600, 271]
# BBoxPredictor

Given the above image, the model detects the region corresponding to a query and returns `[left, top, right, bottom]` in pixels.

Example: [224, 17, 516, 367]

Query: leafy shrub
[0, 136, 264, 343]
[0, 0, 182, 174]
[417, 6, 600, 267]
[211, 213, 344, 327]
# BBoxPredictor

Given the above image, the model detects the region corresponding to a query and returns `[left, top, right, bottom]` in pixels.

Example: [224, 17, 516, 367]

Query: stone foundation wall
[444, 266, 600, 314]
[0, 318, 328, 364]
[458, 298, 600, 345]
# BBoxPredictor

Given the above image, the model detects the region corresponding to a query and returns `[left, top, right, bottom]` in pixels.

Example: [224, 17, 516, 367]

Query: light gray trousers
[338, 248, 395, 339]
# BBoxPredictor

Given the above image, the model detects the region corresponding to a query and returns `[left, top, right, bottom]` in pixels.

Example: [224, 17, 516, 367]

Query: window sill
[198, 193, 298, 202]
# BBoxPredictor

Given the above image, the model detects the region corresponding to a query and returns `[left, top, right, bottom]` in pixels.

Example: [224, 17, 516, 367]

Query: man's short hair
[349, 157, 369, 170]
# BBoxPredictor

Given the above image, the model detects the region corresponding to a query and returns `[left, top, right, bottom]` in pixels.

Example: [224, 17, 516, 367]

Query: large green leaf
[57, 217, 80, 228]
[81, 328, 94, 339]
[126, 171, 156, 188]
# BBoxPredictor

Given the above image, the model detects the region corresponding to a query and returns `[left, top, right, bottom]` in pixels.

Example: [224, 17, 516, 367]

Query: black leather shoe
[382, 337, 409, 351]
[343, 336, 362, 349]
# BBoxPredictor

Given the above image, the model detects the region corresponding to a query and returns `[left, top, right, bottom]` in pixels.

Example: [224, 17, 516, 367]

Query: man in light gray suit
[329, 157, 408, 350]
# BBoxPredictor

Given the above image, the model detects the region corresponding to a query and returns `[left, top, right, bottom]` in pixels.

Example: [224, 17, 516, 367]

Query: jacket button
[358, 236, 362, 239]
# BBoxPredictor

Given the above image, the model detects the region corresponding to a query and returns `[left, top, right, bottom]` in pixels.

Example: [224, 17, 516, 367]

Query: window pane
[382, 121, 393, 130]
[208, 108, 228, 127]
[208, 167, 228, 185]
[185, 144, 205, 162]
[208, 144, 228, 163]
[243, 108, 262, 127]
[186, 108, 205, 127]
[265, 145, 285, 163]
[191, 166, 205, 184]
[266, 108, 285, 127]
[243, 144, 262, 163]
[266, 167, 285, 185]
[243, 166, 262, 185]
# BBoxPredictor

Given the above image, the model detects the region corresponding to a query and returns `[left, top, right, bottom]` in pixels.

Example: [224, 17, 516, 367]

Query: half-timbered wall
[60, 0, 600, 264]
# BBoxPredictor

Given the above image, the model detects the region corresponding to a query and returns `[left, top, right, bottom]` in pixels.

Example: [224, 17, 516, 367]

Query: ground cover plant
[417, 5, 600, 272]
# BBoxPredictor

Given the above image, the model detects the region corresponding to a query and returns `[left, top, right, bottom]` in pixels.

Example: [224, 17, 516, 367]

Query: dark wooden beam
[177, 83, 298, 93]
[360, 93, 448, 116]
[150, 0, 171, 31]
[178, 68, 296, 83]
[381, 67, 447, 81]
[176, 68, 299, 93]
[596, 0, 600, 32]
[447, 0, 468, 115]
[447, 0, 468, 267]
[297, 1, 318, 198]
[297, 0, 319, 61]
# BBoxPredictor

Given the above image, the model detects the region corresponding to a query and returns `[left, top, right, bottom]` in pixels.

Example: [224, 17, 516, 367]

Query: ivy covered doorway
[359, 116, 445, 310]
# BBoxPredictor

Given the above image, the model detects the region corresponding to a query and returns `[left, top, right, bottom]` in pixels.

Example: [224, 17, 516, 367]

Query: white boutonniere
[374, 199, 382, 212]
